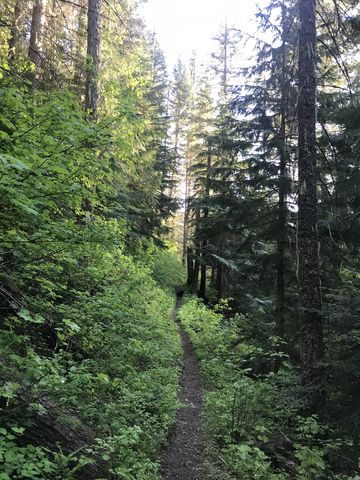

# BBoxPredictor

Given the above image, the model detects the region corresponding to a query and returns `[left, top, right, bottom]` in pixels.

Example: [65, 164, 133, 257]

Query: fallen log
[8, 393, 109, 480]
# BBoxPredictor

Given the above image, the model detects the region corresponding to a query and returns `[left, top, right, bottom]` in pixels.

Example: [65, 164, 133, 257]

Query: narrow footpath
[161, 297, 204, 480]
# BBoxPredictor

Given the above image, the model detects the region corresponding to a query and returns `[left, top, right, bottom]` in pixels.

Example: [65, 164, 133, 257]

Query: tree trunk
[182, 142, 191, 264]
[216, 241, 224, 301]
[8, 0, 22, 62]
[198, 254, 206, 299]
[187, 247, 194, 288]
[85, 0, 101, 117]
[210, 265, 216, 288]
[198, 152, 211, 300]
[222, 23, 228, 95]
[73, 0, 87, 94]
[216, 262, 223, 301]
[0, 378, 107, 479]
[169, 103, 180, 203]
[191, 253, 200, 294]
[191, 210, 200, 295]
[297, 0, 324, 399]
[29, 0, 46, 68]
[275, 4, 288, 371]
[18, 396, 107, 480]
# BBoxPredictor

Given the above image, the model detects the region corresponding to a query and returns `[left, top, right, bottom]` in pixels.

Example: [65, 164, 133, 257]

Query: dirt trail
[161, 298, 204, 480]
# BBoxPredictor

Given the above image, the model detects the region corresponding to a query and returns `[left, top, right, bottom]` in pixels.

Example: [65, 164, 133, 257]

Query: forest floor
[160, 297, 204, 480]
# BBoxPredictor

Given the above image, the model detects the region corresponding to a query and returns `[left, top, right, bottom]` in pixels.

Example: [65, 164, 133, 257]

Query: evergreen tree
[166, 59, 191, 242]
[297, 0, 324, 400]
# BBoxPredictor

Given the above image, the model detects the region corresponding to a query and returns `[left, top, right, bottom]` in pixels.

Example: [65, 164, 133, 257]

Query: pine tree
[184, 73, 215, 295]
[297, 0, 324, 396]
[167, 59, 191, 241]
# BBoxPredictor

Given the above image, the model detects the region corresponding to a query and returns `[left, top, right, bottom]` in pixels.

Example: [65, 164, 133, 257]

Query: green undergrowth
[178, 297, 360, 480]
[0, 244, 184, 480]
[0, 76, 187, 479]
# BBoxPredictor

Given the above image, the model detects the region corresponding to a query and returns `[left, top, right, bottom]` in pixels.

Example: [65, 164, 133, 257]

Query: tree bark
[191, 252, 200, 294]
[29, 0, 46, 68]
[85, 0, 101, 117]
[198, 152, 211, 300]
[216, 262, 223, 301]
[182, 142, 191, 264]
[190, 209, 201, 294]
[297, 0, 324, 397]
[187, 247, 194, 288]
[18, 396, 107, 480]
[73, 0, 87, 92]
[0, 380, 107, 480]
[8, 0, 22, 62]
[216, 242, 224, 301]
[275, 4, 288, 371]
[210, 265, 216, 288]
[198, 256, 206, 299]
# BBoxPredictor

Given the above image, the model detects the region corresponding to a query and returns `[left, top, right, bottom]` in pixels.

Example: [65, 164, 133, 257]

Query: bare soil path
[161, 297, 204, 480]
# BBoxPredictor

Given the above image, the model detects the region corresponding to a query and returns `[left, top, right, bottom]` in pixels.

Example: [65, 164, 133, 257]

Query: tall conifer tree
[297, 0, 324, 395]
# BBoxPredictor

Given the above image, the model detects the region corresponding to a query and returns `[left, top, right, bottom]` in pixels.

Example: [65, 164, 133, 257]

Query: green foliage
[0, 244, 182, 478]
[151, 248, 186, 290]
[0, 427, 55, 480]
[0, 60, 182, 477]
[0, 426, 93, 480]
[3, 0, 360, 478]
[1, 246, 182, 478]
[179, 297, 360, 480]
[224, 444, 287, 480]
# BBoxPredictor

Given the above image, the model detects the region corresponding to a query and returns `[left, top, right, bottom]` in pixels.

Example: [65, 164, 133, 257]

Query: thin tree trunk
[169, 109, 180, 204]
[275, 4, 288, 371]
[198, 152, 211, 300]
[191, 209, 201, 294]
[182, 142, 191, 264]
[8, 0, 22, 62]
[187, 247, 194, 288]
[73, 0, 87, 92]
[85, 0, 101, 117]
[216, 242, 224, 301]
[297, 0, 324, 399]
[191, 253, 200, 294]
[223, 22, 228, 95]
[210, 266, 216, 288]
[29, 0, 46, 68]
[216, 262, 223, 301]
[198, 258, 206, 299]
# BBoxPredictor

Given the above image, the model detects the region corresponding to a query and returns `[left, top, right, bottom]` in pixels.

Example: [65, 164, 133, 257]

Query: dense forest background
[1, 0, 360, 479]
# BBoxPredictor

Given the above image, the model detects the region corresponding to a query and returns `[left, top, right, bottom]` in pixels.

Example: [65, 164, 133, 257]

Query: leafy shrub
[179, 297, 359, 480]
[149, 245, 186, 291]
[1, 239, 182, 478]
[224, 444, 287, 480]
[0, 79, 183, 479]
